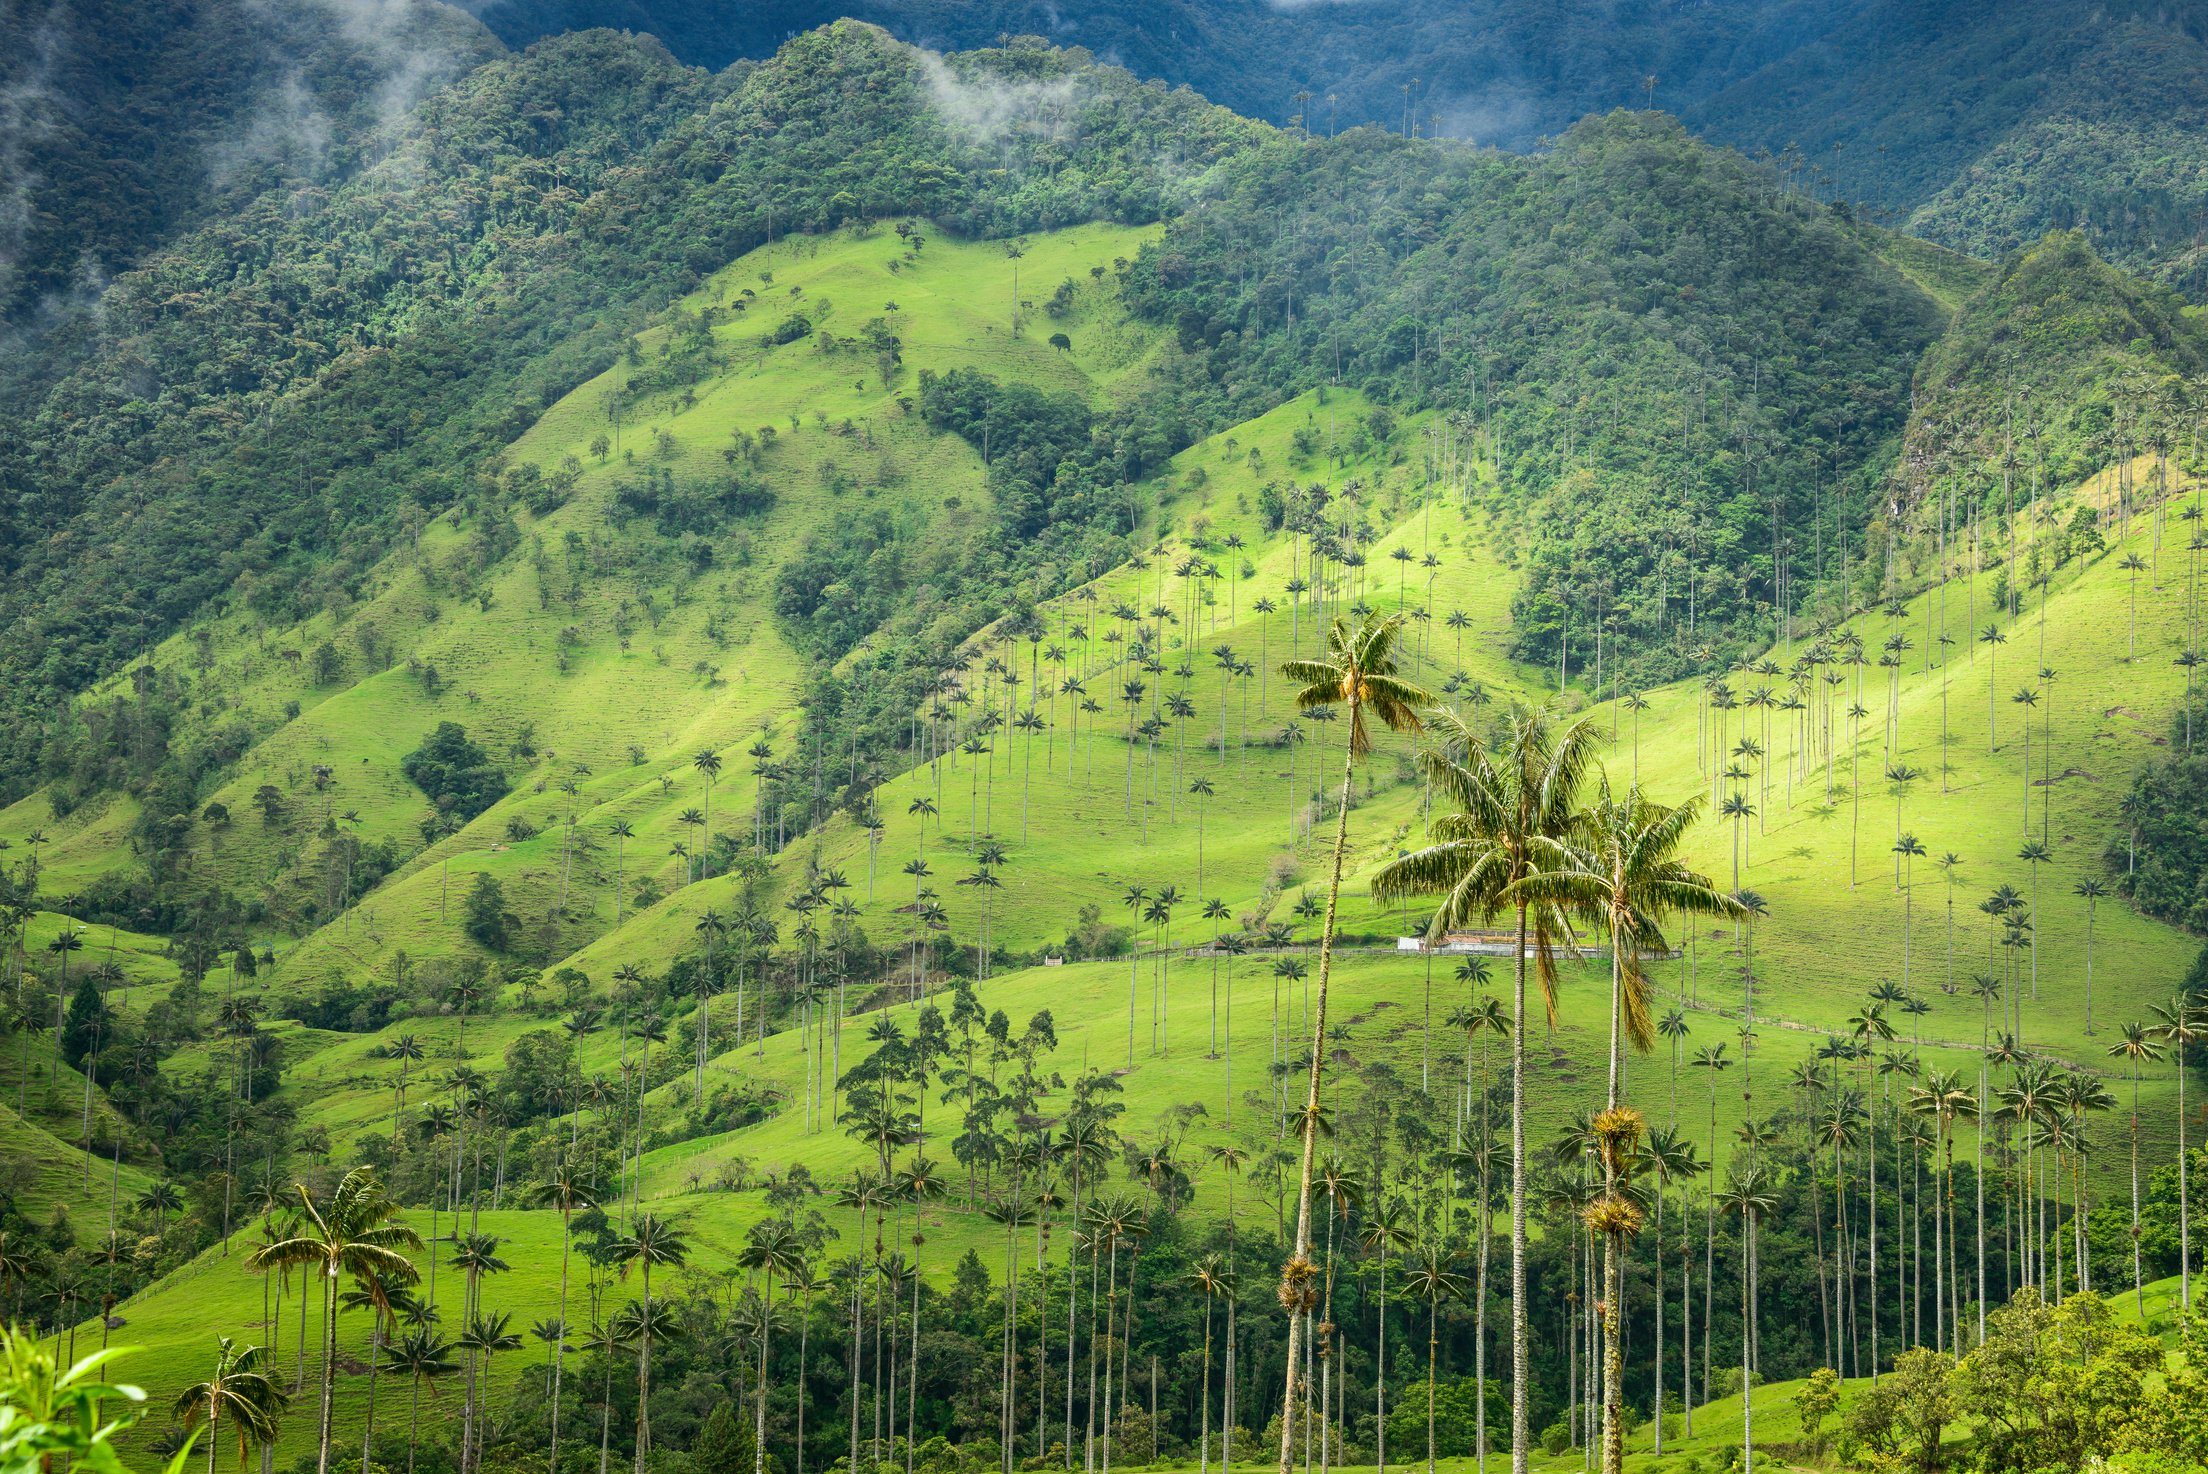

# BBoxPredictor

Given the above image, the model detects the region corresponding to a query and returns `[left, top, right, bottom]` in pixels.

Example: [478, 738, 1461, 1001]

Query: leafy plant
[0, 1328, 194, 1474]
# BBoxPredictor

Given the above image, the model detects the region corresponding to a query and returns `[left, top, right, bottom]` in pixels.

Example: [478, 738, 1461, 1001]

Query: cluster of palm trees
[189, 1159, 708, 1474]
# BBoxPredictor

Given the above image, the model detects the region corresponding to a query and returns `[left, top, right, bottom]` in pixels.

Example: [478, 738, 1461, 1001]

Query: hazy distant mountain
[478, 0, 2208, 288]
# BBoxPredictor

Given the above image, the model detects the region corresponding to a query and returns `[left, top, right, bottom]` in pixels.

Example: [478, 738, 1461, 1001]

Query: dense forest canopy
[0, 0, 498, 324]
[12, 0, 2208, 345]
[1119, 113, 1947, 680]
[472, 0, 2208, 288]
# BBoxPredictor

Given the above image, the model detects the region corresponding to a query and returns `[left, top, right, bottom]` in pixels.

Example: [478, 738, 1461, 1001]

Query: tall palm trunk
[1198, 1298, 1214, 1474]
[906, 1252, 923, 1474]
[1510, 900, 1532, 1474]
[1600, 943, 1627, 1474]
[363, 1309, 383, 1474]
[1652, 1188, 1665, 1457]
[797, 1286, 813, 1474]
[2182, 1050, 2193, 1320]
[1277, 708, 1360, 1474]
[755, 1268, 775, 1474]
[316, 1269, 340, 1474]
[551, 1215, 572, 1474]
[1375, 1244, 1388, 1474]
[2132, 1063, 2145, 1313]
[1102, 1243, 1120, 1474]
[1476, 1155, 1491, 1474]
[1425, 1299, 1441, 1474]
[1222, 1295, 1237, 1473]
[1741, 1220, 1756, 1474]
[634, 1265, 654, 1474]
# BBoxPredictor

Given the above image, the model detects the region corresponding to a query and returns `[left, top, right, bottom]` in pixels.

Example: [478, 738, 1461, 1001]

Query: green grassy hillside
[41, 241, 2208, 1458]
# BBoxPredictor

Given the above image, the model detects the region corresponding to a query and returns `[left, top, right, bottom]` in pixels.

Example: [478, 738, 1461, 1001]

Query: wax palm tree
[1358, 1196, 1413, 1474]
[1399, 1242, 1470, 1474]
[1979, 625, 2007, 755]
[1511, 779, 1738, 1474]
[738, 1221, 808, 1474]
[694, 749, 722, 870]
[2121, 551, 2149, 654]
[896, 1153, 950, 1474]
[1995, 1061, 2060, 1294]
[1720, 791, 1753, 893]
[609, 820, 634, 923]
[583, 1313, 643, 1474]
[247, 1169, 421, 1474]
[1906, 1071, 1976, 1352]
[1190, 778, 1216, 892]
[1717, 1164, 1778, 1474]
[2009, 686, 2040, 827]
[448, 1233, 510, 1472]
[1934, 851, 1966, 990]
[379, 1328, 455, 1474]
[1690, 1040, 1732, 1385]
[1374, 700, 1596, 1474]
[387, 1035, 424, 1145]
[614, 1214, 689, 1474]
[2055, 1072, 2117, 1291]
[1310, 1156, 1358, 1472]
[2109, 1023, 2165, 1311]
[1657, 1010, 1690, 1125]
[1642, 1126, 1703, 1456]
[1270, 611, 1430, 1473]
[1186, 1254, 1236, 1474]
[1622, 692, 1649, 783]
[456, 1314, 519, 1474]
[174, 1336, 286, 1474]
[526, 1162, 596, 1474]
[2075, 878, 2108, 1032]
[1457, 991, 1508, 1151]
[2139, 1001, 2197, 1309]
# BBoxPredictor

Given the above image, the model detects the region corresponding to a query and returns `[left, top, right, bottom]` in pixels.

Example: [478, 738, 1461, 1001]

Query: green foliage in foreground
[0, 1328, 189, 1474]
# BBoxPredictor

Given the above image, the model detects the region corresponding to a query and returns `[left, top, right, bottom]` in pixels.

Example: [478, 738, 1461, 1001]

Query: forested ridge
[0, 0, 499, 324]
[0, 23, 1258, 799]
[473, 0, 2208, 288]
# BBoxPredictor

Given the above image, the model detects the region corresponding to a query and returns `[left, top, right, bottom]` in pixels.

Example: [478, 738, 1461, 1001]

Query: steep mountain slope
[0, 0, 499, 325]
[1689, 0, 2208, 292]
[476, 0, 2208, 287]
[64, 384, 2208, 1463]
[1901, 232, 2208, 489]
[0, 24, 1262, 799]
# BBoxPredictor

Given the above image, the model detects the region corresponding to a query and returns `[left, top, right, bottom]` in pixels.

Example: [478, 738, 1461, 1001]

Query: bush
[463, 872, 515, 953]
[401, 723, 509, 824]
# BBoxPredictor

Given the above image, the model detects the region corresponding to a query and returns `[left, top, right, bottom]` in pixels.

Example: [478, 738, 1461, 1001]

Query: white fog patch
[207, 72, 336, 187]
[916, 50, 1092, 147]
[0, 9, 66, 306]
[211, 0, 476, 187]
[1432, 85, 1543, 149]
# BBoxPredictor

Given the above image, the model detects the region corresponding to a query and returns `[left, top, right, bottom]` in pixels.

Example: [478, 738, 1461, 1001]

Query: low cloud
[916, 49, 1092, 147]
[214, 0, 478, 185]
[0, 10, 65, 308]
